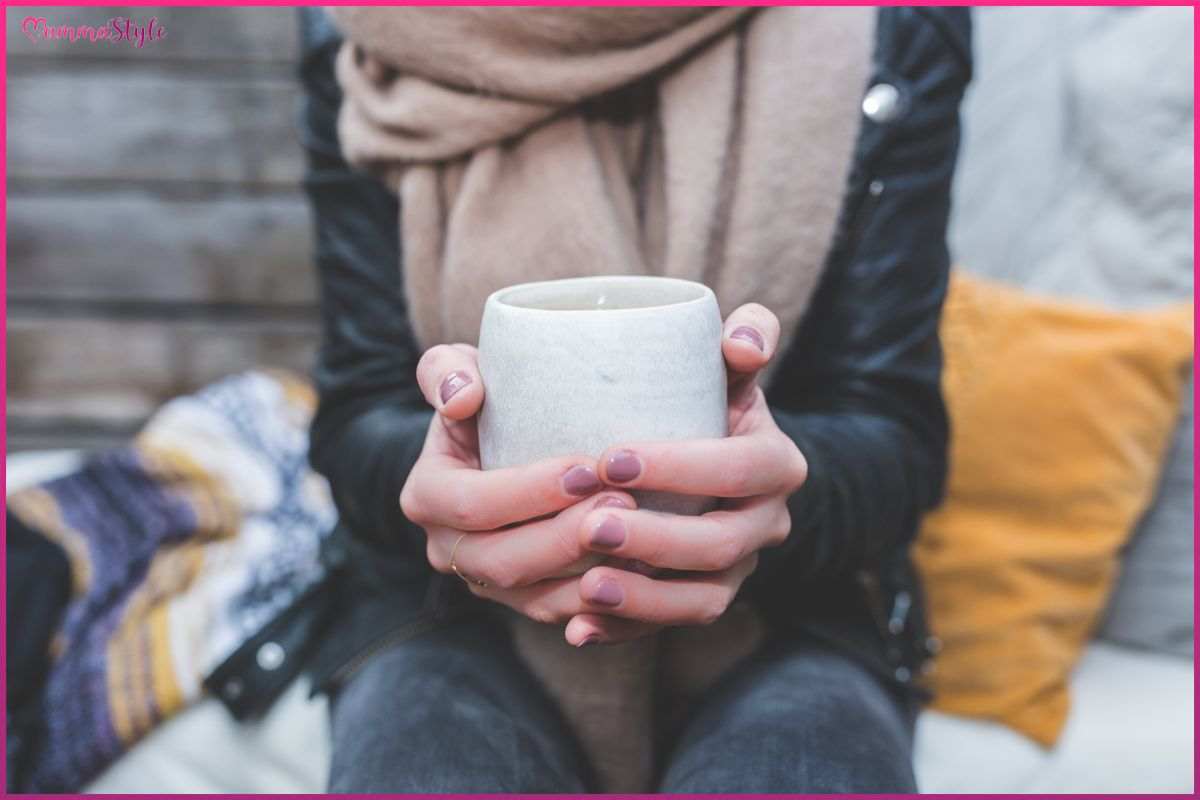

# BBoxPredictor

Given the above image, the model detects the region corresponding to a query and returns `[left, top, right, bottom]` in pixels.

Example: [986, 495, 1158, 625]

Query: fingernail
[439, 371, 471, 405]
[577, 635, 599, 648]
[605, 450, 642, 483]
[589, 515, 626, 549]
[730, 326, 765, 351]
[589, 578, 624, 607]
[562, 465, 602, 496]
[595, 496, 630, 510]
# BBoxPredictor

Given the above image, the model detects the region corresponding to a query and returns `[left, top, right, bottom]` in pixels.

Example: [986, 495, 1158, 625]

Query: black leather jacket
[293, 7, 971, 701]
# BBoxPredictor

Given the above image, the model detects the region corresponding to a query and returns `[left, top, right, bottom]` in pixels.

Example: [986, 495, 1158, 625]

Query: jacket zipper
[855, 567, 892, 642]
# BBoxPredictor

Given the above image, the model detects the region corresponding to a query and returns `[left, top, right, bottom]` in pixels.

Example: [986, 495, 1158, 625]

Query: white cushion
[86, 678, 330, 794]
[915, 642, 1195, 793]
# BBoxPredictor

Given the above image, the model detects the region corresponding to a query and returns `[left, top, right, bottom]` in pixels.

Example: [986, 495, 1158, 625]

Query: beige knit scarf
[332, 7, 873, 792]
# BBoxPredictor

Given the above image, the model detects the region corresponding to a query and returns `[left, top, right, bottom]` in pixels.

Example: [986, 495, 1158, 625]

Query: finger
[427, 492, 636, 588]
[598, 434, 807, 498]
[564, 614, 660, 646]
[467, 575, 584, 626]
[578, 496, 790, 572]
[415, 343, 484, 421]
[576, 556, 758, 626]
[403, 452, 603, 530]
[721, 303, 781, 376]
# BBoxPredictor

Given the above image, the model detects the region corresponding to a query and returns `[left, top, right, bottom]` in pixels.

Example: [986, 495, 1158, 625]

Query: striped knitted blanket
[7, 370, 337, 792]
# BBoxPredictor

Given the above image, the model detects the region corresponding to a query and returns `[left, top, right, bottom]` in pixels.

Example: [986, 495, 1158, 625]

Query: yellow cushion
[915, 271, 1193, 746]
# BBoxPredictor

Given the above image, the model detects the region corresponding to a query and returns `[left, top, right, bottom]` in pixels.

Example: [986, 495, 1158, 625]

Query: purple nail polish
[590, 579, 624, 607]
[595, 496, 630, 510]
[439, 371, 471, 404]
[730, 326, 765, 352]
[563, 465, 601, 496]
[590, 515, 626, 548]
[606, 450, 641, 483]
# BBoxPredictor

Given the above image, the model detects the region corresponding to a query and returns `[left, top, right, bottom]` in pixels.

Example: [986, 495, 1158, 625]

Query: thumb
[721, 303, 781, 404]
[415, 343, 485, 421]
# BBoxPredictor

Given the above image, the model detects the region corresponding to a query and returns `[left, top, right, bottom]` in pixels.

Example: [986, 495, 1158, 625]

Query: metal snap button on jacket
[222, 678, 244, 700]
[256, 641, 286, 671]
[862, 83, 902, 122]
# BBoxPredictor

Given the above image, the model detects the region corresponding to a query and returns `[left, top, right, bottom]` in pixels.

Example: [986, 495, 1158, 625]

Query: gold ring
[449, 533, 488, 588]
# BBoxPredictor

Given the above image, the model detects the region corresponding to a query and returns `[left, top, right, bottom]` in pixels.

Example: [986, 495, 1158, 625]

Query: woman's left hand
[562, 303, 807, 644]
[472, 303, 806, 646]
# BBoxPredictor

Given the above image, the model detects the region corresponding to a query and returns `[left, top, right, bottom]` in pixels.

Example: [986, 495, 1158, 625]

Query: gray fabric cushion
[950, 8, 1114, 289]
[950, 7, 1194, 657]
[1103, 379, 1194, 657]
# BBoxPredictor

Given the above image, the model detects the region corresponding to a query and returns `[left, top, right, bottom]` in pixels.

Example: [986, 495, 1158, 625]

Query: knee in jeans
[662, 655, 915, 793]
[330, 649, 585, 793]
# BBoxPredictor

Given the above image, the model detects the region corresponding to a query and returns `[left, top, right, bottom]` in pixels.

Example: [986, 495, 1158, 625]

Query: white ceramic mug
[477, 275, 727, 516]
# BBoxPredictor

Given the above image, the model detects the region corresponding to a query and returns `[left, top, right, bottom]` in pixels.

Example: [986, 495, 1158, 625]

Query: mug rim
[487, 275, 714, 314]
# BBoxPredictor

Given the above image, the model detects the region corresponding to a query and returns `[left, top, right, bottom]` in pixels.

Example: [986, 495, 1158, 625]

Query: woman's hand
[402, 302, 806, 644]
[560, 303, 809, 646]
[401, 344, 638, 618]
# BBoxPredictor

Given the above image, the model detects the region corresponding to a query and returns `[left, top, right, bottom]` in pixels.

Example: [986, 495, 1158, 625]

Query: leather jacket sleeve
[753, 8, 970, 592]
[299, 17, 431, 557]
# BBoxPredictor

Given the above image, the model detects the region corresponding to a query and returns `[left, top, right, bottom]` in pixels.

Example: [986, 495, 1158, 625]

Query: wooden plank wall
[7, 7, 319, 451]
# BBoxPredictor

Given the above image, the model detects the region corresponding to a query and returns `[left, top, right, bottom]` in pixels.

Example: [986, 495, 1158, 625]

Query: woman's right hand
[400, 344, 636, 622]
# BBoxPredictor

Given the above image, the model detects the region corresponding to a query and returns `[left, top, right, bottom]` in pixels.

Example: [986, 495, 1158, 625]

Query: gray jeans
[327, 617, 917, 793]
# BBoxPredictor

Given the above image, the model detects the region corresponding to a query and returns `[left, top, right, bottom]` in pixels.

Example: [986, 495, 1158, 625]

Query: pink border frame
[1, 1, 1196, 798]
[2, 0, 1198, 6]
